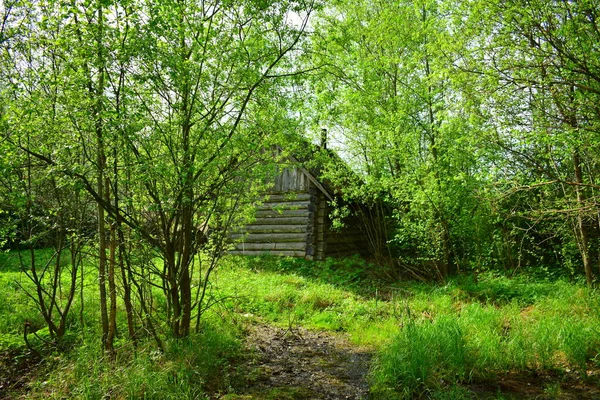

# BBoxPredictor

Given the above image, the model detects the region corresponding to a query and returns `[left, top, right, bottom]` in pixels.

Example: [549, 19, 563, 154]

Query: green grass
[1, 249, 56, 333]
[30, 313, 242, 399]
[2, 250, 600, 399]
[0, 248, 243, 399]
[214, 256, 600, 398]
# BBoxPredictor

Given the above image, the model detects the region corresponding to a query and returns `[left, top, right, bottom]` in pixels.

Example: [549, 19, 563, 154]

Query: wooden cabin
[228, 157, 369, 261]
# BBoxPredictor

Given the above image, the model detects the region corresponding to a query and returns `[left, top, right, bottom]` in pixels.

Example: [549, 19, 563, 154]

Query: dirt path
[223, 323, 372, 400]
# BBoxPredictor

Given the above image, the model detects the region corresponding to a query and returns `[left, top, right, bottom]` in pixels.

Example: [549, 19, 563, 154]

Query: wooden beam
[228, 250, 306, 257]
[299, 166, 334, 202]
[284, 154, 335, 202]
[263, 193, 311, 202]
[255, 209, 311, 218]
[231, 233, 307, 242]
[234, 242, 306, 251]
[252, 217, 308, 225]
[256, 201, 309, 210]
[239, 224, 308, 233]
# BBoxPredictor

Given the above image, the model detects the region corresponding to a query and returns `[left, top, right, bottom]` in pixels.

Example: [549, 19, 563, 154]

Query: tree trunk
[107, 224, 118, 352]
[94, 4, 114, 354]
[573, 150, 593, 285]
[97, 175, 110, 352]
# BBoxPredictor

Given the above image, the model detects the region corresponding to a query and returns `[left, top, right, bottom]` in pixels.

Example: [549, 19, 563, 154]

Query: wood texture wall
[324, 221, 366, 258]
[270, 167, 311, 193]
[229, 165, 369, 260]
[229, 166, 316, 258]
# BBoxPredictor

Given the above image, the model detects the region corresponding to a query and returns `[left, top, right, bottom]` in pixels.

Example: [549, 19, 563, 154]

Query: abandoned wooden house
[228, 138, 370, 261]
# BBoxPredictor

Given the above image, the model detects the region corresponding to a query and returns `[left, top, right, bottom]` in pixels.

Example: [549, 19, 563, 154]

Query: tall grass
[370, 315, 467, 398]
[23, 312, 242, 399]
[215, 257, 600, 398]
[2, 251, 600, 398]
[0, 249, 243, 399]
[370, 277, 600, 398]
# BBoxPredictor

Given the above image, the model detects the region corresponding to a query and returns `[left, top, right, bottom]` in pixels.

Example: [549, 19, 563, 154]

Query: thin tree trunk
[107, 223, 118, 352]
[573, 150, 593, 285]
[117, 223, 136, 344]
[95, 4, 113, 354]
[97, 176, 110, 351]
[421, 4, 451, 279]
[551, 84, 594, 286]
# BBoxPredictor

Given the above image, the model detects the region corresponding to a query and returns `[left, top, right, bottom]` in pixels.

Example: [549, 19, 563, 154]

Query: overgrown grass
[216, 255, 600, 398]
[25, 313, 242, 399]
[0, 249, 243, 399]
[2, 250, 600, 398]
[1, 249, 72, 356]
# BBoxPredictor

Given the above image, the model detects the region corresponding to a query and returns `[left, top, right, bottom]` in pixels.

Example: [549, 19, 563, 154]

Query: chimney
[320, 128, 328, 150]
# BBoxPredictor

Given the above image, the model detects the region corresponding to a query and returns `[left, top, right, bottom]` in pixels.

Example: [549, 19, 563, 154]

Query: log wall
[228, 190, 316, 258]
[314, 190, 328, 260]
[271, 167, 311, 193]
[229, 165, 370, 260]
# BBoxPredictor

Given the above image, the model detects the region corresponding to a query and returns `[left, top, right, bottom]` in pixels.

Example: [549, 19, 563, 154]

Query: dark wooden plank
[252, 217, 308, 225]
[228, 250, 306, 257]
[231, 233, 307, 242]
[326, 234, 364, 244]
[263, 193, 311, 202]
[234, 242, 306, 251]
[240, 224, 308, 233]
[272, 167, 311, 193]
[256, 201, 310, 211]
[255, 209, 311, 218]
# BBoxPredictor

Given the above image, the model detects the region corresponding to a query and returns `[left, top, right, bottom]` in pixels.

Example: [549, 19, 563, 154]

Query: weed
[543, 382, 562, 398]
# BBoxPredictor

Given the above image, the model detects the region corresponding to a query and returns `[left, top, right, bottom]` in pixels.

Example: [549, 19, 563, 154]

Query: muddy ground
[0, 349, 43, 399]
[221, 323, 372, 400]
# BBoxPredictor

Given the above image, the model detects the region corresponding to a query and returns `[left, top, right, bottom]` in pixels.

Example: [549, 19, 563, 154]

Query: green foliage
[304, 0, 504, 278]
[453, 273, 555, 305]
[2, 0, 600, 395]
[250, 254, 373, 292]
[1, 0, 323, 341]
[371, 315, 467, 398]
[300, 0, 600, 282]
[0, 251, 49, 334]
[1, 251, 599, 398]
[0, 248, 247, 398]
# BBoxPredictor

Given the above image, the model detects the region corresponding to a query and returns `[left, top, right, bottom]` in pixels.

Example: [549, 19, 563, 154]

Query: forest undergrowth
[1, 252, 600, 399]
